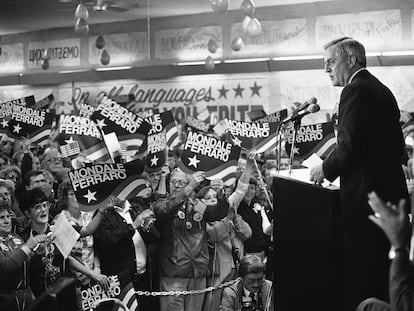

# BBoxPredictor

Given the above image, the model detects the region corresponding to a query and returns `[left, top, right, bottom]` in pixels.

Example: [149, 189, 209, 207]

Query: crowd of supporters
[0, 137, 274, 311]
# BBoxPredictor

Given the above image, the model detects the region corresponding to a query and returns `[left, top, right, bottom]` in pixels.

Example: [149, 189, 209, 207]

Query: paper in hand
[52, 212, 81, 259]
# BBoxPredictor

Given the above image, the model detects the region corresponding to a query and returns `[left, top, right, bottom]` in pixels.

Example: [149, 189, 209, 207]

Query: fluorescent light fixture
[272, 54, 324, 61]
[381, 50, 414, 56]
[366, 52, 381, 57]
[58, 69, 90, 74]
[175, 60, 221, 66]
[223, 57, 270, 63]
[96, 66, 132, 71]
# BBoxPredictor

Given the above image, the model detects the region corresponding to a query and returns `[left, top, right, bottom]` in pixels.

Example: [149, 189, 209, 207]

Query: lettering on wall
[0, 44, 24, 73]
[28, 38, 81, 68]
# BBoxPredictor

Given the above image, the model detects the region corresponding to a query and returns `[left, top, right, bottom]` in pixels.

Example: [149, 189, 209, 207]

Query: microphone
[295, 97, 317, 112]
[281, 103, 320, 124]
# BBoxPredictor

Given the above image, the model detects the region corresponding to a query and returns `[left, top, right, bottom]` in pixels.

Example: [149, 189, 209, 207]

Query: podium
[273, 173, 342, 311]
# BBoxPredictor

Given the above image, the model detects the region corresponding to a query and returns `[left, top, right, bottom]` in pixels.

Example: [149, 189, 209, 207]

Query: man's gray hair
[324, 37, 366, 68]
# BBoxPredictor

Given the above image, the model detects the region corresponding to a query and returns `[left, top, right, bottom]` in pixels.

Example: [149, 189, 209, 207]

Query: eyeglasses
[47, 157, 62, 163]
[245, 276, 265, 285]
[170, 179, 189, 187]
[31, 201, 51, 212]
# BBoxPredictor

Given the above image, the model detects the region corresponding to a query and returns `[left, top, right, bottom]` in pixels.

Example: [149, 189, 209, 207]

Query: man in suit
[310, 37, 408, 311]
[220, 254, 273, 311]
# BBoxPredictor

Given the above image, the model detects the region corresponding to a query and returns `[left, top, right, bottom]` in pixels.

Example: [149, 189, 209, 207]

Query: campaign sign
[254, 108, 288, 124]
[185, 116, 211, 133]
[178, 130, 241, 184]
[7, 104, 54, 146]
[284, 121, 336, 160]
[91, 96, 151, 159]
[81, 270, 138, 311]
[144, 110, 179, 172]
[68, 159, 147, 212]
[57, 114, 111, 164]
[227, 120, 279, 154]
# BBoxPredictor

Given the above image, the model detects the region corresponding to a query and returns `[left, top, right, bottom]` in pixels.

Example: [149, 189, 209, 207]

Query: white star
[293, 146, 300, 155]
[188, 155, 200, 168]
[150, 155, 159, 166]
[13, 123, 22, 134]
[96, 119, 106, 129]
[83, 189, 97, 203]
[232, 136, 242, 147]
[1, 119, 8, 128]
[64, 136, 75, 144]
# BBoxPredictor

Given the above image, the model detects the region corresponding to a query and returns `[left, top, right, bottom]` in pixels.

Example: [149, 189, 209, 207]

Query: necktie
[249, 292, 257, 309]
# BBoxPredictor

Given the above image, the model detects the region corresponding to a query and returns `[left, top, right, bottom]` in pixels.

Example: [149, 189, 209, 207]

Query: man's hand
[310, 164, 325, 184]
[367, 191, 409, 249]
[188, 171, 206, 189]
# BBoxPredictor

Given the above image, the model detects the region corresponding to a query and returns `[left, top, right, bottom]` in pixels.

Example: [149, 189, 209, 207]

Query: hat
[41, 149, 62, 166]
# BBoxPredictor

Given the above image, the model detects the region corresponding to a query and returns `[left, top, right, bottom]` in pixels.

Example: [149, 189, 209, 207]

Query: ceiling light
[58, 69, 90, 74]
[223, 58, 270, 63]
[175, 61, 210, 66]
[381, 50, 414, 56]
[94, 0, 108, 11]
[96, 66, 133, 71]
[272, 55, 324, 61]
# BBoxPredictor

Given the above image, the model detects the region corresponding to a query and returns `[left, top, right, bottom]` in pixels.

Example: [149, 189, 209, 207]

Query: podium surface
[273, 173, 341, 311]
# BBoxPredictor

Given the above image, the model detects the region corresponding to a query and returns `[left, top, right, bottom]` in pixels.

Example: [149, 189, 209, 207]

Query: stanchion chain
[135, 277, 240, 296]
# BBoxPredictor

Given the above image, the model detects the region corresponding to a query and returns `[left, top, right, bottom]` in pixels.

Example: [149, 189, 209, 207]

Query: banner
[284, 122, 336, 160]
[144, 110, 179, 172]
[91, 97, 151, 159]
[185, 116, 211, 133]
[254, 109, 288, 124]
[81, 270, 137, 311]
[0, 43, 24, 74]
[7, 103, 53, 145]
[33, 94, 56, 110]
[57, 114, 111, 164]
[178, 131, 241, 184]
[227, 120, 279, 153]
[68, 159, 147, 212]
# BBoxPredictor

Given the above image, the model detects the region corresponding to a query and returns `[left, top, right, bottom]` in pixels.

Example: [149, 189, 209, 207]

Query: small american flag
[213, 119, 229, 137]
[60, 141, 80, 157]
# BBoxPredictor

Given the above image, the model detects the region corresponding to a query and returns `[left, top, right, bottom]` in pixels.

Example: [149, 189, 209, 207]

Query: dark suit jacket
[322, 69, 408, 310]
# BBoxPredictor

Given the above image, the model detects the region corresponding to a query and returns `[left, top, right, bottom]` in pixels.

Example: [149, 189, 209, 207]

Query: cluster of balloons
[95, 35, 110, 65]
[206, 0, 262, 70]
[74, 2, 90, 35]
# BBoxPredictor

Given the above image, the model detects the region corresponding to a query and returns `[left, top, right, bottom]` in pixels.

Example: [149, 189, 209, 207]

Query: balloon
[74, 18, 89, 35]
[204, 56, 215, 71]
[75, 3, 89, 20]
[242, 15, 252, 33]
[207, 39, 218, 54]
[43, 48, 51, 60]
[247, 18, 262, 37]
[95, 35, 105, 49]
[209, 0, 228, 12]
[231, 36, 243, 51]
[41, 59, 49, 70]
[100, 49, 111, 65]
[241, 0, 255, 17]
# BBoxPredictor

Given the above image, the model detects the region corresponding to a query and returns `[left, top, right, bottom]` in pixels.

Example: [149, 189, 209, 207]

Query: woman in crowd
[19, 188, 110, 310]
[201, 157, 255, 311]
[0, 201, 47, 311]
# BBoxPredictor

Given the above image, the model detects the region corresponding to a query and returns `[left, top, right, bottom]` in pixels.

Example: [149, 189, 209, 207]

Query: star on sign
[96, 119, 106, 129]
[65, 136, 76, 144]
[150, 155, 159, 166]
[293, 146, 300, 155]
[233, 84, 244, 98]
[1, 119, 8, 128]
[13, 123, 22, 134]
[83, 189, 97, 203]
[250, 81, 262, 97]
[188, 155, 200, 168]
[218, 85, 229, 99]
[232, 136, 242, 147]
